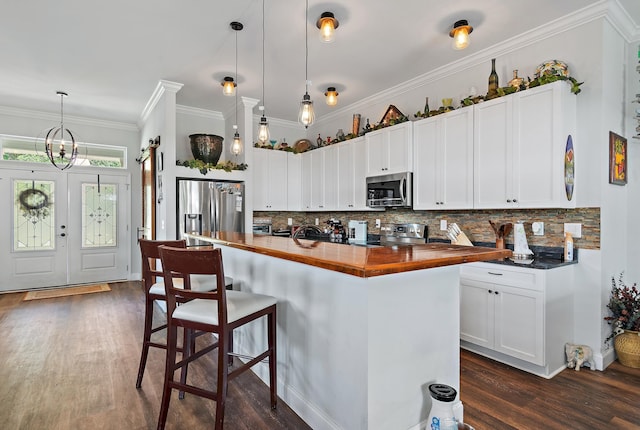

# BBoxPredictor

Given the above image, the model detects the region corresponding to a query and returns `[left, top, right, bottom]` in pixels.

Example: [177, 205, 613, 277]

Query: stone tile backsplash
[254, 207, 600, 249]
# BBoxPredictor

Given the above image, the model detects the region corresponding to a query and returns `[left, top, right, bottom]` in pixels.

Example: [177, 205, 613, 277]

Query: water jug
[427, 383, 457, 430]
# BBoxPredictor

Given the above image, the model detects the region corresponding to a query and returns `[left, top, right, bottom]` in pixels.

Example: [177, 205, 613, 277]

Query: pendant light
[45, 91, 78, 170]
[257, 0, 270, 144]
[449, 20, 473, 50]
[230, 21, 243, 156]
[298, 0, 314, 128]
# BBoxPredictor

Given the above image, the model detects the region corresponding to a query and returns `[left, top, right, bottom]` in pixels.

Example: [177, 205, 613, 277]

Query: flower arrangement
[604, 273, 640, 340]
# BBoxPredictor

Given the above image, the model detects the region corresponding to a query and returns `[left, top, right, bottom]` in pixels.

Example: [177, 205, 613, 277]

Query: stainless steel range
[379, 223, 428, 246]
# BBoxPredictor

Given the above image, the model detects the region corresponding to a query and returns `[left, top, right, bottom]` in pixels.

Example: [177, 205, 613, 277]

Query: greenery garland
[177, 159, 248, 175]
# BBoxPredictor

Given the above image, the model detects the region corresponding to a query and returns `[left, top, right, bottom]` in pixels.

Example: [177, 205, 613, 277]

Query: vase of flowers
[605, 273, 640, 368]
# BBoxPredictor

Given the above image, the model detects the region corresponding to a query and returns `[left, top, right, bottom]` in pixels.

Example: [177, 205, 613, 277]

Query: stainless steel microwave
[366, 172, 412, 208]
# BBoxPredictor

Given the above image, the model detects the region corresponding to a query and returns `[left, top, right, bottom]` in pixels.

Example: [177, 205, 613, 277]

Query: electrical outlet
[564, 223, 582, 238]
[532, 222, 544, 236]
[287, 218, 293, 226]
[375, 219, 381, 228]
[315, 218, 319, 226]
[440, 220, 448, 231]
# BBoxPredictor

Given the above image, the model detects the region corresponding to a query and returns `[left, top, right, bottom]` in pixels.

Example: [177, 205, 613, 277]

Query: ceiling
[0, 0, 638, 126]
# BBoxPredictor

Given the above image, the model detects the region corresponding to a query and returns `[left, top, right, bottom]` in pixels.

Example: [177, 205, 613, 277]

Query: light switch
[287, 218, 293, 226]
[375, 219, 381, 228]
[440, 220, 448, 231]
[564, 223, 582, 238]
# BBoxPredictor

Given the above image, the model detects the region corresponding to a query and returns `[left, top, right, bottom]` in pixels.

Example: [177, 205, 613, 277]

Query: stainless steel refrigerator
[177, 179, 245, 246]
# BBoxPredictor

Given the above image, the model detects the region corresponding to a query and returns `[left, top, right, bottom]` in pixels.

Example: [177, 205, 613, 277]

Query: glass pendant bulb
[231, 125, 242, 155]
[298, 92, 315, 128]
[257, 106, 270, 143]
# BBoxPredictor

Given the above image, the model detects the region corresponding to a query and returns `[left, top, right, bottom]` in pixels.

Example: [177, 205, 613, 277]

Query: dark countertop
[429, 239, 578, 270]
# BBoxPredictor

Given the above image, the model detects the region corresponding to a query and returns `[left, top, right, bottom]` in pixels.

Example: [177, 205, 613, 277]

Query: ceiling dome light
[449, 19, 473, 50]
[221, 76, 236, 96]
[316, 11, 339, 43]
[325, 87, 339, 106]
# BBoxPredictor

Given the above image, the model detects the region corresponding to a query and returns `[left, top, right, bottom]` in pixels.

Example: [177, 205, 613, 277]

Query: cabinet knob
[488, 290, 493, 294]
[495, 291, 499, 295]
[506, 199, 512, 203]
[513, 199, 517, 203]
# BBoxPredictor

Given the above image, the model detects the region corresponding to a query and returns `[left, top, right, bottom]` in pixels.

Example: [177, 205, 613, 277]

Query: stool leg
[136, 297, 154, 388]
[214, 330, 230, 430]
[157, 319, 178, 430]
[268, 308, 277, 410]
[178, 327, 193, 400]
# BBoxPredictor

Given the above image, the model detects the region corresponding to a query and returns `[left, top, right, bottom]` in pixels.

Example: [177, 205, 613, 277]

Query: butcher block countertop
[187, 232, 512, 278]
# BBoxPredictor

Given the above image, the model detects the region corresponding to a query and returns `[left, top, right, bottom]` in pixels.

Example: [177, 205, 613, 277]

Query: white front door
[0, 167, 130, 292]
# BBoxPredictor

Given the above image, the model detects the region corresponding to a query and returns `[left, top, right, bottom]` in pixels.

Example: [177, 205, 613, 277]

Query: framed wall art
[609, 131, 627, 185]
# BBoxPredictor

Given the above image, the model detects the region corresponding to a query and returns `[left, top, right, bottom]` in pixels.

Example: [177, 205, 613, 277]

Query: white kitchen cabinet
[474, 81, 576, 209]
[337, 137, 368, 210]
[365, 121, 413, 176]
[460, 262, 575, 378]
[301, 146, 337, 211]
[287, 152, 302, 211]
[413, 108, 474, 209]
[252, 148, 288, 210]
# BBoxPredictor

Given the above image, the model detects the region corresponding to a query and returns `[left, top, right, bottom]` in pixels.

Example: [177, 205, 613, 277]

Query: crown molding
[138, 80, 184, 126]
[316, 0, 634, 126]
[608, 0, 640, 42]
[176, 104, 224, 121]
[0, 105, 139, 132]
[251, 114, 300, 128]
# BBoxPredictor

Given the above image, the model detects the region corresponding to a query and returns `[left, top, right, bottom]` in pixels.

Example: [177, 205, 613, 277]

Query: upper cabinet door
[365, 122, 412, 176]
[414, 109, 473, 210]
[366, 129, 386, 175]
[513, 81, 576, 208]
[440, 108, 474, 209]
[386, 122, 413, 174]
[473, 96, 514, 209]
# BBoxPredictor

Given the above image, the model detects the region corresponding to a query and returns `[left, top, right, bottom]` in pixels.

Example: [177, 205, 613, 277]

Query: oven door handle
[400, 177, 406, 202]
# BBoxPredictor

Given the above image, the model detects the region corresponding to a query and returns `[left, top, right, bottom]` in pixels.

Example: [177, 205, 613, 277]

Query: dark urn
[189, 134, 224, 165]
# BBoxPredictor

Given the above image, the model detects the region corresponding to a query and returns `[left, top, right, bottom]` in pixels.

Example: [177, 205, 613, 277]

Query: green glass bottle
[423, 97, 430, 117]
[487, 58, 499, 100]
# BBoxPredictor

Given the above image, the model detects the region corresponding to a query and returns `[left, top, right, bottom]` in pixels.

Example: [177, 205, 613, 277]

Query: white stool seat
[173, 290, 277, 325]
[149, 275, 233, 296]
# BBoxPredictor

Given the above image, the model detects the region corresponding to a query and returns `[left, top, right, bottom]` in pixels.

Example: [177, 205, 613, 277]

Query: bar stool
[136, 239, 234, 389]
[157, 246, 277, 430]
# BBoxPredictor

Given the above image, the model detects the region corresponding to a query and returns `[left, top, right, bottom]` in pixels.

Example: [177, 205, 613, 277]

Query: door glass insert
[82, 182, 117, 248]
[13, 179, 55, 251]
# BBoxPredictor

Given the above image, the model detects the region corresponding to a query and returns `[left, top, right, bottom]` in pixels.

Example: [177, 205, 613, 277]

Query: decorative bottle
[486, 58, 499, 100]
[423, 97, 430, 117]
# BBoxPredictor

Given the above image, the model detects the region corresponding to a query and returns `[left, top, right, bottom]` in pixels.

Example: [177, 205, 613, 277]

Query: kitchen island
[186, 232, 510, 430]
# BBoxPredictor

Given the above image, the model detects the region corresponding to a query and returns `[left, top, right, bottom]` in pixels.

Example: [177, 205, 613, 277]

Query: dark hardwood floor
[0, 281, 638, 429]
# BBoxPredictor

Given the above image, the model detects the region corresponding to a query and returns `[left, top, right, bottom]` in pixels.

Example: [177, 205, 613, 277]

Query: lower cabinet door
[493, 285, 544, 365]
[460, 280, 494, 349]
